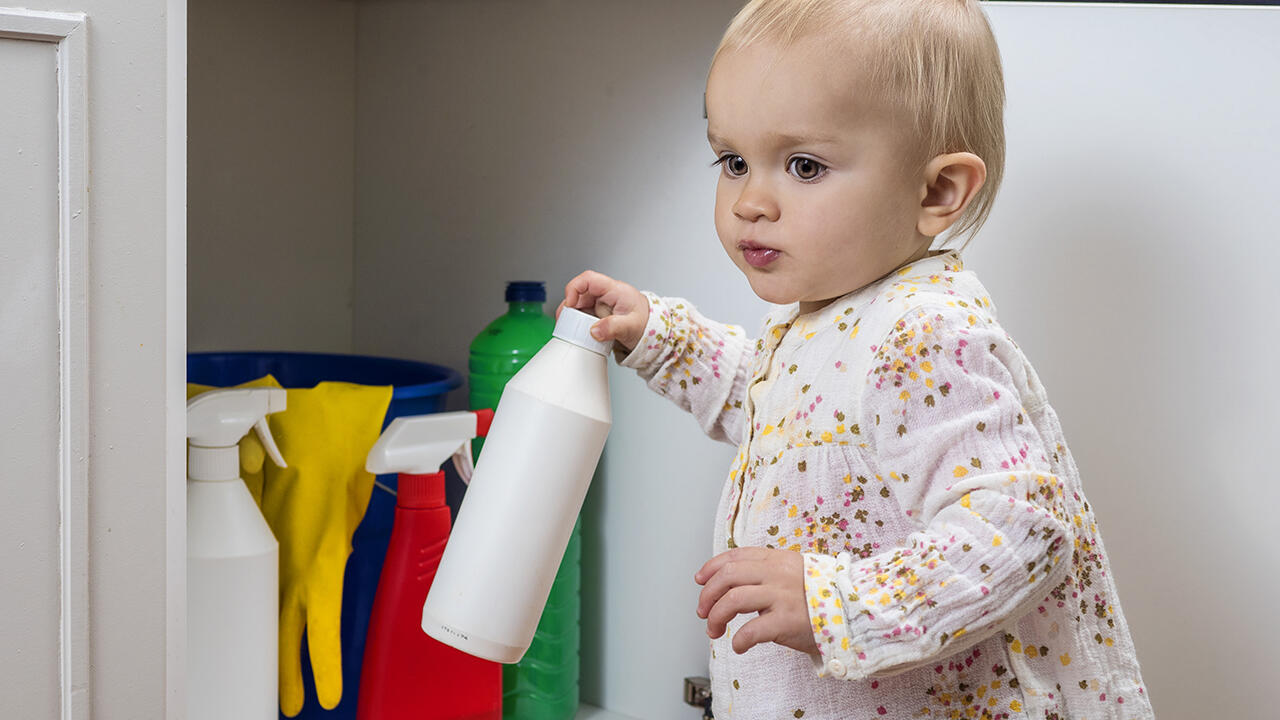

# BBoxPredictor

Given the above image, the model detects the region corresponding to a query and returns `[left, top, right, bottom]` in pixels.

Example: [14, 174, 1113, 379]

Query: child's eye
[788, 156, 827, 182]
[712, 154, 748, 178]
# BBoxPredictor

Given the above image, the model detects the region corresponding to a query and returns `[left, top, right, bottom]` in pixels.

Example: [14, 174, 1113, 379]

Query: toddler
[562, 1, 1152, 717]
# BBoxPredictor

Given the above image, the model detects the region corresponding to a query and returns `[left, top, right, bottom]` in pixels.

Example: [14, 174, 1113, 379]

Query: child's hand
[694, 547, 819, 657]
[559, 270, 650, 353]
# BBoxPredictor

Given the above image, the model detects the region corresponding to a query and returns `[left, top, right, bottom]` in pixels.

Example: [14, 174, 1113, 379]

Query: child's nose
[732, 178, 780, 222]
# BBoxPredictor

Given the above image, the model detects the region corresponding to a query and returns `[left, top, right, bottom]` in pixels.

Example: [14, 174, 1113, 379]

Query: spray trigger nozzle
[452, 440, 475, 484]
[254, 417, 287, 468]
[187, 387, 288, 482]
[365, 410, 493, 478]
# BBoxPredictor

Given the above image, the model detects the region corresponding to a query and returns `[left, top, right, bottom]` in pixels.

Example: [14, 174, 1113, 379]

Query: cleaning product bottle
[468, 281, 556, 459]
[423, 309, 611, 684]
[357, 409, 502, 720]
[469, 281, 582, 719]
[187, 387, 288, 720]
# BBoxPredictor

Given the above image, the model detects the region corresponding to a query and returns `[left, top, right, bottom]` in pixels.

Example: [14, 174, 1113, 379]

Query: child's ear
[917, 152, 986, 238]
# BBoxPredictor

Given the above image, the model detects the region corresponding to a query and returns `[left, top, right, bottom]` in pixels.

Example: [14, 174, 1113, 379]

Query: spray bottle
[422, 307, 612, 665]
[357, 410, 503, 720]
[187, 387, 287, 720]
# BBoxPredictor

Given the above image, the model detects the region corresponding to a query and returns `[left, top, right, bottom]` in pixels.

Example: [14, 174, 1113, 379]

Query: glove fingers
[279, 603, 306, 718]
[240, 432, 267, 475]
[240, 432, 265, 506]
[307, 601, 344, 710]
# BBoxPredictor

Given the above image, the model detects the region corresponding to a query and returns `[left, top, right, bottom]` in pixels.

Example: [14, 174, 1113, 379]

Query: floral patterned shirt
[619, 250, 1152, 720]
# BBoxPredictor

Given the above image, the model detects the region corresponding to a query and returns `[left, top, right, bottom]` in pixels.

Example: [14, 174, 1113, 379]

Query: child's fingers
[590, 316, 620, 342]
[599, 315, 640, 342]
[695, 549, 816, 657]
[732, 613, 785, 655]
[562, 273, 592, 310]
[589, 285, 632, 318]
[732, 598, 820, 657]
[695, 546, 772, 585]
[565, 271, 644, 314]
[564, 270, 615, 311]
[696, 555, 772, 619]
[705, 585, 773, 639]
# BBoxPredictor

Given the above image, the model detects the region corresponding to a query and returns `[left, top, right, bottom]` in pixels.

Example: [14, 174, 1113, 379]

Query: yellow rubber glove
[187, 375, 392, 715]
[259, 380, 391, 716]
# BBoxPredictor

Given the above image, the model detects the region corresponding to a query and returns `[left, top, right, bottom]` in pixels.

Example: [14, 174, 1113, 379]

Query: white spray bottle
[422, 307, 612, 663]
[187, 387, 287, 720]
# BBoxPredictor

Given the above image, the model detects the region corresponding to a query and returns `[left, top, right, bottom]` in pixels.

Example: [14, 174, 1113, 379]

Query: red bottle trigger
[473, 408, 495, 438]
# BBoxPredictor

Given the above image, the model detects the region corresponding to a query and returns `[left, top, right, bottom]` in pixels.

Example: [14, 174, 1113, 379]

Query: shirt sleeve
[617, 292, 754, 446]
[802, 304, 1075, 680]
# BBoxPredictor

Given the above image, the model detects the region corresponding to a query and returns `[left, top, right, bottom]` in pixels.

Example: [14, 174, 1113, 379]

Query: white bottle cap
[554, 307, 613, 356]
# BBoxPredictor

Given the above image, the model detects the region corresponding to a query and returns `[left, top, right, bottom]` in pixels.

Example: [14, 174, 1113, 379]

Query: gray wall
[353, 0, 762, 382]
[186, 1, 1280, 718]
[188, 0, 357, 353]
[353, 2, 758, 716]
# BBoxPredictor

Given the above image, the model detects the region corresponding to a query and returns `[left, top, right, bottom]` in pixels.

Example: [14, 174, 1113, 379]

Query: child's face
[706, 36, 931, 314]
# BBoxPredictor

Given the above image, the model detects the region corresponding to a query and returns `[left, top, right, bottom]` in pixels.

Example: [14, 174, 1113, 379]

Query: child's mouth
[739, 241, 780, 268]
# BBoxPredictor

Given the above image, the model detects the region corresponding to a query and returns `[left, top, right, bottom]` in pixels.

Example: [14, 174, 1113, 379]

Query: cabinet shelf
[577, 704, 642, 720]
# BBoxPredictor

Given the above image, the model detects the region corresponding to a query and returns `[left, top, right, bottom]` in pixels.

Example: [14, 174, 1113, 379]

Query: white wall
[974, 5, 1280, 718]
[188, 0, 357, 353]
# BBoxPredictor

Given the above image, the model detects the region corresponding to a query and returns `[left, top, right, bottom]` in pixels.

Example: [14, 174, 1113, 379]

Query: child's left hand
[695, 547, 819, 657]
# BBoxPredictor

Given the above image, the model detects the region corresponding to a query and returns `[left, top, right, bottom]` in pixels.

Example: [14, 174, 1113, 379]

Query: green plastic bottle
[468, 281, 580, 720]
[468, 281, 556, 458]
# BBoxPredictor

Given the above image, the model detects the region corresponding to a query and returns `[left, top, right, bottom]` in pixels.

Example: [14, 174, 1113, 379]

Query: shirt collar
[760, 248, 964, 345]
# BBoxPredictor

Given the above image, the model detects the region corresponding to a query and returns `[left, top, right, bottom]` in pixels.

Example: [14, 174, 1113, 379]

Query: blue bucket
[187, 351, 463, 720]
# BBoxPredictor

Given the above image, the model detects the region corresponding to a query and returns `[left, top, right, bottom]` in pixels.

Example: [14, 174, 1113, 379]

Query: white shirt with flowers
[619, 250, 1152, 720]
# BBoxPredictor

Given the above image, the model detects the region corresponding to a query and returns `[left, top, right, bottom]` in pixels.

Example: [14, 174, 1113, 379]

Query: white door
[0, 3, 185, 718]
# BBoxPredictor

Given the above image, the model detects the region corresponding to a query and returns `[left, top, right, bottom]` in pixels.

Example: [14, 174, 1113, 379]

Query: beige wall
[188, 0, 356, 353]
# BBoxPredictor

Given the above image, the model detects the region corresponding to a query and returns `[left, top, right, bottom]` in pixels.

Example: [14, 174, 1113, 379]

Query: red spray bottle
[358, 409, 501, 720]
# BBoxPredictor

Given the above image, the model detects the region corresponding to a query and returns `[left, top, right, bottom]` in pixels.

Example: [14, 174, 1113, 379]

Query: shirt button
[828, 659, 847, 678]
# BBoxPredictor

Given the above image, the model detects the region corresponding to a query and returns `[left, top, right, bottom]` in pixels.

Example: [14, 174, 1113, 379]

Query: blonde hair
[713, 0, 1006, 251]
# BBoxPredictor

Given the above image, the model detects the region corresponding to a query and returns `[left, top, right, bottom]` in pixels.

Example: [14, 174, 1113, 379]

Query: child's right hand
[559, 270, 650, 354]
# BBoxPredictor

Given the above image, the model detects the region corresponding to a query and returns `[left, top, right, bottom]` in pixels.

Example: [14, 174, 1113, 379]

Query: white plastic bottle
[187, 388, 288, 720]
[422, 307, 612, 663]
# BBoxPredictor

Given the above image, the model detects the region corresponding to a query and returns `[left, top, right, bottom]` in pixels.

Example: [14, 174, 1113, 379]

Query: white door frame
[165, 0, 189, 717]
[0, 7, 89, 720]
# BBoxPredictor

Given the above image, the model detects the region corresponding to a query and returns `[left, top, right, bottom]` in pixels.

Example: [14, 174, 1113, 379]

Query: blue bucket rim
[187, 350, 462, 401]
